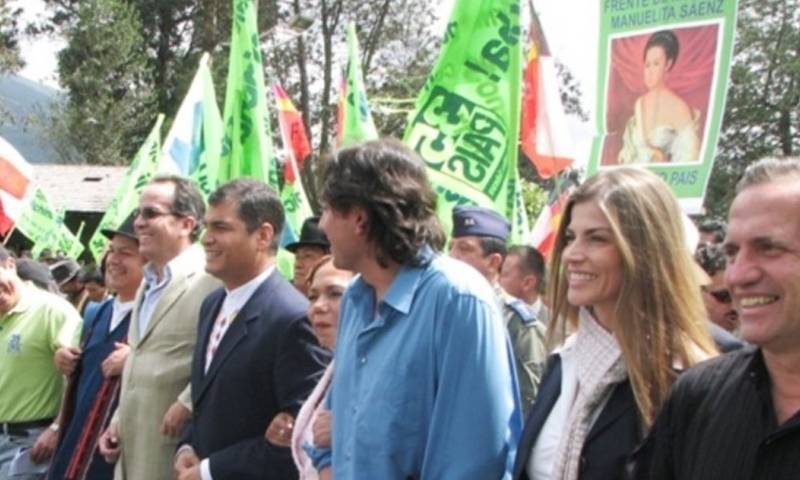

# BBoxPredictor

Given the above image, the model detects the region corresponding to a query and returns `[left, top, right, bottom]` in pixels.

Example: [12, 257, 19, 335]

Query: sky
[14, 0, 64, 88]
[15, 0, 600, 161]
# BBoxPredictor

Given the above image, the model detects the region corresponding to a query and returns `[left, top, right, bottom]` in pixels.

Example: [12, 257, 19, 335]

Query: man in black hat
[49, 216, 145, 480]
[449, 205, 547, 415]
[51, 259, 89, 313]
[285, 217, 330, 296]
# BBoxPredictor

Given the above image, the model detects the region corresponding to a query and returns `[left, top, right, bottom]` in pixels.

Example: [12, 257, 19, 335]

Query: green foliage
[705, 0, 800, 216]
[520, 178, 548, 223]
[57, 0, 157, 165]
[0, 0, 22, 74]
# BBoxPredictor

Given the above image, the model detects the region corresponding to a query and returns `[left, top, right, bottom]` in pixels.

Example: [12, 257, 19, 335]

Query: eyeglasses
[703, 287, 732, 304]
[132, 206, 179, 220]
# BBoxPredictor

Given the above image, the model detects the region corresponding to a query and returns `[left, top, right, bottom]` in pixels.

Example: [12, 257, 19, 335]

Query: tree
[705, 0, 800, 216]
[58, 0, 157, 165]
[0, 0, 23, 74]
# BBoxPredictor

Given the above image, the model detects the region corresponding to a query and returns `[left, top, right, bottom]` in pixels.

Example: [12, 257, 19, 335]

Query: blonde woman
[512, 167, 717, 480]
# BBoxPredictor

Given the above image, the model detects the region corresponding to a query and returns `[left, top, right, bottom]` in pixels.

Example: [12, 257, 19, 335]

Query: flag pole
[2, 226, 16, 246]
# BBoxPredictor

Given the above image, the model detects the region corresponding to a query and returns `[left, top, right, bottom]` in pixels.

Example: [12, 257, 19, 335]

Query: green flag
[403, 0, 528, 242]
[336, 22, 379, 148]
[219, 0, 278, 190]
[159, 53, 223, 197]
[17, 187, 83, 258]
[88, 114, 165, 260]
[56, 223, 84, 259]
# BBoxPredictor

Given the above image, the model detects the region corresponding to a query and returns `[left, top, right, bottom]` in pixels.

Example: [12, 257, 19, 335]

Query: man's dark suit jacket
[512, 355, 642, 480]
[180, 270, 331, 480]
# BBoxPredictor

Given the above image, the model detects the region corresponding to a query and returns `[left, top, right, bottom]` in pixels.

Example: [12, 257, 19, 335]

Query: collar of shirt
[110, 298, 135, 332]
[219, 266, 275, 321]
[349, 249, 433, 318]
[142, 244, 205, 288]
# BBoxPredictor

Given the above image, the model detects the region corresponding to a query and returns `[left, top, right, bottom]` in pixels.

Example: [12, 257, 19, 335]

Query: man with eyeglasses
[98, 176, 219, 480]
[696, 243, 739, 334]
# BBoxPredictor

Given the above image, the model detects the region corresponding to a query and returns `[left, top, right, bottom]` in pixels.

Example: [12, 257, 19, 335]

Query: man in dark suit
[173, 179, 330, 480]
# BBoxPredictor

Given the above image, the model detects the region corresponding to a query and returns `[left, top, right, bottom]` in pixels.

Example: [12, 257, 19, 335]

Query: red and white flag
[520, 5, 574, 179]
[0, 136, 34, 236]
[528, 188, 572, 258]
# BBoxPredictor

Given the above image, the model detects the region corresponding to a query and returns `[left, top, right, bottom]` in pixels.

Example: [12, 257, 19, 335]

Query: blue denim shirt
[309, 249, 522, 479]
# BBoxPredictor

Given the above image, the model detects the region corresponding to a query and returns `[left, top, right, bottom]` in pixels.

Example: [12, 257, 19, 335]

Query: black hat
[50, 259, 82, 286]
[101, 214, 138, 242]
[451, 205, 511, 242]
[285, 217, 330, 253]
[16, 259, 58, 292]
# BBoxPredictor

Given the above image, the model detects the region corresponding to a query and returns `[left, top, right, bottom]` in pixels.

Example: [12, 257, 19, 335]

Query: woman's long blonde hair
[546, 167, 717, 428]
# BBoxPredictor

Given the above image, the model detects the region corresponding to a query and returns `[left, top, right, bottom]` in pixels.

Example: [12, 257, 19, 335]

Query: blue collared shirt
[311, 249, 522, 479]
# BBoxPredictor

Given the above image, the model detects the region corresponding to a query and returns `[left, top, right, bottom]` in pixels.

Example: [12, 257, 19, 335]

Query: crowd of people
[0, 138, 797, 479]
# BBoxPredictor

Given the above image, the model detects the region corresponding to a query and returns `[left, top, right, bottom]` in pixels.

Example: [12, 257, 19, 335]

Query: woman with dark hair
[619, 30, 700, 164]
[512, 167, 717, 480]
[264, 255, 353, 480]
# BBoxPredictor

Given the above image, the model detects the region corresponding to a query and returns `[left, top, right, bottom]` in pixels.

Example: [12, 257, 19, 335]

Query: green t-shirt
[0, 284, 83, 422]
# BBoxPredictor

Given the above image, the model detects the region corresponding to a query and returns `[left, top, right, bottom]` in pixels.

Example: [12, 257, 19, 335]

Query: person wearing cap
[286, 217, 330, 296]
[0, 246, 83, 478]
[51, 259, 89, 314]
[449, 205, 548, 416]
[47, 215, 145, 480]
[16, 259, 60, 294]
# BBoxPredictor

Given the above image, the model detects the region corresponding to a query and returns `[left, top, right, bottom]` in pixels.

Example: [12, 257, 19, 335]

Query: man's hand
[54, 346, 81, 376]
[161, 401, 191, 438]
[264, 412, 295, 447]
[319, 466, 332, 480]
[98, 422, 121, 463]
[30, 427, 58, 464]
[101, 342, 130, 378]
[174, 447, 200, 479]
[312, 409, 332, 448]
[176, 465, 202, 480]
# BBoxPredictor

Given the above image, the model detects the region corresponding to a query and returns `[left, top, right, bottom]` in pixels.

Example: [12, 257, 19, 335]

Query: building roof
[34, 164, 127, 213]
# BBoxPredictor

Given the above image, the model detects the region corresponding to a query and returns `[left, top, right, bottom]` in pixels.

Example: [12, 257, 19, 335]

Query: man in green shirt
[0, 246, 82, 479]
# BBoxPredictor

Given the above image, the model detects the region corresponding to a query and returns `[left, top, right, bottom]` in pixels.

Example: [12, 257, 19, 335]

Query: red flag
[520, 6, 574, 179]
[529, 188, 572, 258]
[272, 84, 312, 183]
[0, 136, 33, 236]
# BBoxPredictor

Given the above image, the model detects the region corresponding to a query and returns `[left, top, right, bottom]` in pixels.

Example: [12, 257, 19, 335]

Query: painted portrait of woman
[618, 30, 700, 164]
[599, 25, 718, 167]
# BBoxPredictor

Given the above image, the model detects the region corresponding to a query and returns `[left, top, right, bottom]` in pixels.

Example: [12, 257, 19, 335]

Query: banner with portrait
[588, 0, 738, 213]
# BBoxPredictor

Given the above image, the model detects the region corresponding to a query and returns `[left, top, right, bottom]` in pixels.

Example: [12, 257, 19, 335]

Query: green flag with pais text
[403, 0, 528, 242]
[88, 114, 164, 260]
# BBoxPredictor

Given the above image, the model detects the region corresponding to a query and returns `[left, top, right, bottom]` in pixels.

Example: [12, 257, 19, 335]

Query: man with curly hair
[307, 139, 522, 479]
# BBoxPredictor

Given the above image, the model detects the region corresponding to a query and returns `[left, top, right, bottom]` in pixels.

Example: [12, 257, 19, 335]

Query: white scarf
[551, 308, 627, 480]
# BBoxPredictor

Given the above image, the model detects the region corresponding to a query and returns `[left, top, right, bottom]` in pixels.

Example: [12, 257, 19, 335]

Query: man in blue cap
[450, 205, 547, 415]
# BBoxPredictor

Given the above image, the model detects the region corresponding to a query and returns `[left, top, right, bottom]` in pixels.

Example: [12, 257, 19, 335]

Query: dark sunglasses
[703, 287, 732, 304]
[132, 206, 180, 220]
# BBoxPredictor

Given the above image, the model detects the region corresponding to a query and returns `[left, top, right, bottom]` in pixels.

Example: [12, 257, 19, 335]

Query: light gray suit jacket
[113, 245, 220, 480]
